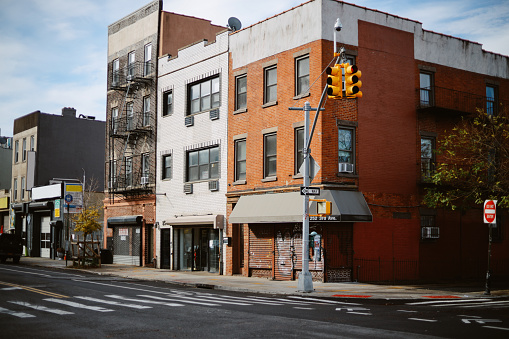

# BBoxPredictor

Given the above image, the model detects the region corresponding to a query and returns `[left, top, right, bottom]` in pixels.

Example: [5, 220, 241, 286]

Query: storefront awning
[107, 215, 143, 227]
[229, 190, 372, 224]
[164, 214, 224, 229]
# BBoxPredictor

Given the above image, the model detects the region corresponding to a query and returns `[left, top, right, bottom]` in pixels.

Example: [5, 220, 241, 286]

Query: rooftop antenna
[227, 17, 242, 32]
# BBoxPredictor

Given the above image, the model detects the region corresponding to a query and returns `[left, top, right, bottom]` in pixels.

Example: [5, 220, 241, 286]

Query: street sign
[64, 194, 73, 203]
[484, 200, 497, 224]
[300, 186, 320, 196]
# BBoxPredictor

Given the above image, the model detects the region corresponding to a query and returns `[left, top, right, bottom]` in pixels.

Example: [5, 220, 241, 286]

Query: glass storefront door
[174, 227, 219, 272]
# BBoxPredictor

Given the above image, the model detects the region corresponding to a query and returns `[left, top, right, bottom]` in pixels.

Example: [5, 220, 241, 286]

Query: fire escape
[108, 61, 155, 201]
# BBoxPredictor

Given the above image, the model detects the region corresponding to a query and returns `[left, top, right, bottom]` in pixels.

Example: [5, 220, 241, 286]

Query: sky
[1, 0, 508, 137]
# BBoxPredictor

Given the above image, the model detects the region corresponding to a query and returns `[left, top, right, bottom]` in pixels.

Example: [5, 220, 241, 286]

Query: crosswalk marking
[193, 293, 284, 306]
[0, 306, 35, 318]
[105, 294, 184, 307]
[74, 296, 152, 309]
[8, 301, 74, 315]
[407, 299, 491, 306]
[44, 298, 114, 312]
[288, 295, 361, 305]
[459, 300, 509, 308]
[139, 294, 222, 307]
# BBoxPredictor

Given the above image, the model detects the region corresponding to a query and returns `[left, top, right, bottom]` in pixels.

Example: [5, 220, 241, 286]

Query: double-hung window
[22, 138, 26, 161]
[14, 140, 19, 163]
[235, 75, 247, 110]
[295, 56, 309, 96]
[141, 153, 150, 184]
[126, 102, 134, 130]
[189, 77, 220, 115]
[125, 157, 133, 187]
[30, 135, 35, 151]
[235, 139, 246, 181]
[143, 96, 150, 126]
[112, 58, 119, 86]
[111, 107, 118, 133]
[144, 43, 152, 76]
[109, 160, 117, 189]
[163, 90, 173, 117]
[21, 177, 25, 200]
[338, 127, 355, 173]
[295, 127, 304, 175]
[127, 51, 135, 79]
[421, 136, 435, 180]
[420, 72, 433, 107]
[13, 178, 17, 200]
[187, 146, 219, 182]
[264, 66, 277, 104]
[264, 133, 277, 178]
[486, 85, 497, 116]
[162, 154, 172, 180]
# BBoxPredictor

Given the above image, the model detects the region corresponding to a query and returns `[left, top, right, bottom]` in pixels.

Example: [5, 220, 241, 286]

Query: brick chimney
[62, 107, 76, 118]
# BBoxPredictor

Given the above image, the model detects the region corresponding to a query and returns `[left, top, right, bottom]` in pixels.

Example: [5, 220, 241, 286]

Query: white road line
[74, 296, 152, 309]
[407, 299, 491, 306]
[193, 293, 283, 305]
[44, 298, 114, 312]
[293, 307, 315, 310]
[483, 326, 509, 331]
[287, 296, 360, 305]
[460, 300, 509, 308]
[140, 294, 224, 306]
[348, 312, 372, 316]
[0, 306, 35, 318]
[408, 318, 438, 322]
[105, 294, 184, 307]
[397, 310, 418, 313]
[1, 287, 22, 291]
[0, 266, 52, 277]
[8, 301, 74, 315]
[165, 293, 253, 306]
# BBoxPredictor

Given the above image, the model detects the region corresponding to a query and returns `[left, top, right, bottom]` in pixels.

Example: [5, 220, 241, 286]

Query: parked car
[0, 231, 23, 263]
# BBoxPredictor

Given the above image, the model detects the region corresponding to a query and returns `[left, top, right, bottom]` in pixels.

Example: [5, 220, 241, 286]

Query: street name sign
[300, 186, 320, 196]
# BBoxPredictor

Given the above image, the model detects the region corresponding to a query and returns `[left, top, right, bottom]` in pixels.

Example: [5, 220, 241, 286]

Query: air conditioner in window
[338, 163, 354, 173]
[208, 180, 219, 191]
[421, 227, 440, 239]
[184, 183, 193, 194]
[141, 176, 149, 185]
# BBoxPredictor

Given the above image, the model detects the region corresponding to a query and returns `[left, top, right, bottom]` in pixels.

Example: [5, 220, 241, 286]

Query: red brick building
[225, 0, 509, 283]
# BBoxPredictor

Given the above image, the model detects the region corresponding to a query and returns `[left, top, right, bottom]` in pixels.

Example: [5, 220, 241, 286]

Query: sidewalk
[16, 257, 509, 300]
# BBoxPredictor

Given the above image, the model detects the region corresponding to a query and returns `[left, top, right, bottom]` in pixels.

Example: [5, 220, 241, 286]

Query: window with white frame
[295, 55, 309, 96]
[162, 154, 172, 180]
[264, 66, 277, 104]
[143, 96, 150, 126]
[144, 43, 152, 76]
[14, 140, 19, 163]
[109, 160, 117, 189]
[189, 77, 220, 115]
[111, 107, 118, 132]
[22, 138, 26, 161]
[235, 75, 247, 110]
[235, 139, 246, 181]
[264, 133, 277, 178]
[112, 58, 119, 86]
[30, 135, 35, 151]
[127, 102, 134, 130]
[141, 153, 150, 184]
[21, 177, 25, 200]
[127, 51, 135, 79]
[125, 157, 133, 187]
[162, 90, 173, 117]
[187, 146, 219, 182]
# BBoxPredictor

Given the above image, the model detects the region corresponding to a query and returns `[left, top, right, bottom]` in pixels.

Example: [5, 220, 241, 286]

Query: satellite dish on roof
[227, 17, 242, 32]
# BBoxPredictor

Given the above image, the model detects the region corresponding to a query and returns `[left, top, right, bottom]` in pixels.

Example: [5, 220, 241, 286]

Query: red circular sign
[484, 200, 496, 223]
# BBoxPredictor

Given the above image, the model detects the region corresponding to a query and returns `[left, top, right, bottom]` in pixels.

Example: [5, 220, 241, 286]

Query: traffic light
[344, 64, 362, 98]
[326, 64, 342, 99]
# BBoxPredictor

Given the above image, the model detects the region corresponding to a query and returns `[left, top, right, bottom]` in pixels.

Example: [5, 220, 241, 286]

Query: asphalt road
[1, 263, 508, 338]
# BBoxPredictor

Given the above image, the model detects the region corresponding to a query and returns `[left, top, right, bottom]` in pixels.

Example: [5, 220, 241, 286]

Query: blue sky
[1, 0, 508, 137]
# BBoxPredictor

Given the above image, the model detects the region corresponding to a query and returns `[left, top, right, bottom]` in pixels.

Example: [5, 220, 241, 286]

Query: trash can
[100, 249, 113, 264]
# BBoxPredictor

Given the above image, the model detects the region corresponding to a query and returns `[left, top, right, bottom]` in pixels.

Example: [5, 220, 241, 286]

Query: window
[144, 43, 152, 76]
[264, 66, 277, 104]
[21, 177, 25, 200]
[235, 75, 247, 110]
[141, 153, 150, 183]
[421, 215, 439, 239]
[127, 102, 134, 130]
[187, 146, 219, 182]
[22, 138, 26, 161]
[111, 107, 119, 132]
[30, 135, 35, 151]
[295, 56, 309, 96]
[486, 85, 497, 116]
[125, 157, 133, 187]
[162, 90, 173, 116]
[13, 178, 17, 200]
[14, 140, 19, 163]
[295, 127, 304, 175]
[338, 127, 354, 164]
[421, 137, 435, 180]
[127, 51, 135, 79]
[189, 77, 220, 115]
[420, 72, 433, 106]
[235, 139, 246, 181]
[143, 96, 150, 126]
[112, 58, 119, 86]
[109, 160, 117, 188]
[162, 154, 172, 180]
[264, 133, 277, 178]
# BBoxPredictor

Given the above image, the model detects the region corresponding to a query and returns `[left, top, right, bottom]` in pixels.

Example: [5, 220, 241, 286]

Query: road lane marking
[140, 294, 222, 306]
[74, 296, 152, 309]
[0, 306, 35, 318]
[287, 296, 361, 305]
[397, 310, 418, 313]
[105, 294, 184, 307]
[44, 298, 114, 312]
[409, 318, 438, 322]
[483, 326, 509, 331]
[459, 300, 509, 308]
[293, 307, 315, 310]
[406, 299, 491, 306]
[0, 281, 68, 298]
[8, 301, 74, 315]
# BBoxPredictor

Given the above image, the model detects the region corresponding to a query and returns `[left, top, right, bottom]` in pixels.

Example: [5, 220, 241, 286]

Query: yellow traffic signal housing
[344, 64, 362, 98]
[326, 64, 342, 99]
[316, 201, 332, 215]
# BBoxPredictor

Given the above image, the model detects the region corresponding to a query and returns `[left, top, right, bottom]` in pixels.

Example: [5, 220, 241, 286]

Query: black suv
[0, 232, 23, 263]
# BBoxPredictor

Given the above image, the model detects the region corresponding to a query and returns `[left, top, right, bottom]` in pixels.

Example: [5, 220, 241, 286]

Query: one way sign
[300, 186, 320, 196]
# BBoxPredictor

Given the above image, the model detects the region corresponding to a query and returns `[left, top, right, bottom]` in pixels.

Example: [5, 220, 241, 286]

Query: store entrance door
[174, 227, 219, 273]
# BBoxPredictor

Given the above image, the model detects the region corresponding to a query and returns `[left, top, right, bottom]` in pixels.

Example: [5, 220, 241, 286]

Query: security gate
[112, 226, 141, 265]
